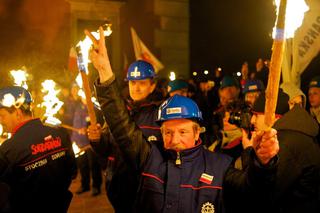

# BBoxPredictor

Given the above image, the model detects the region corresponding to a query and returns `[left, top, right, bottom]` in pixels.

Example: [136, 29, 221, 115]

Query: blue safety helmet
[0, 86, 33, 109]
[126, 60, 156, 81]
[156, 94, 202, 123]
[243, 80, 264, 94]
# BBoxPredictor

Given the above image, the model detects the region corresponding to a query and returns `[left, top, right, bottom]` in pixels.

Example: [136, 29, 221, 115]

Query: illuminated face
[245, 91, 260, 106]
[161, 119, 200, 151]
[223, 111, 238, 131]
[129, 79, 156, 102]
[0, 108, 20, 133]
[219, 87, 239, 107]
[308, 87, 320, 108]
[169, 89, 188, 97]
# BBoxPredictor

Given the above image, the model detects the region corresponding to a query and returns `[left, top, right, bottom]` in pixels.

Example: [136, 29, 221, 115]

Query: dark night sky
[190, 0, 276, 74]
[0, 0, 318, 89]
[189, 0, 319, 90]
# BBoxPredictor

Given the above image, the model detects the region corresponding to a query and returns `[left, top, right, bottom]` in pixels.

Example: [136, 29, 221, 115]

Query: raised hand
[85, 26, 113, 83]
[252, 128, 279, 165]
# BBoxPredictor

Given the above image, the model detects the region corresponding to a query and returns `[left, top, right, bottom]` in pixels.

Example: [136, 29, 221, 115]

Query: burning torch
[265, 0, 308, 127]
[41, 80, 64, 126]
[74, 23, 112, 125]
[10, 68, 29, 89]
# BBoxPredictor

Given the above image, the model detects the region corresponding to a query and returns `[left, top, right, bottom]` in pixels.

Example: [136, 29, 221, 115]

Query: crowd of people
[0, 27, 319, 213]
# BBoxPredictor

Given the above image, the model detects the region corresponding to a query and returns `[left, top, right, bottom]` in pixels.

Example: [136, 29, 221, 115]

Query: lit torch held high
[265, 0, 308, 127]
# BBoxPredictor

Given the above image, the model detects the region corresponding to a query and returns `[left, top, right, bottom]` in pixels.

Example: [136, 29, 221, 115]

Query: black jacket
[92, 79, 163, 212]
[94, 77, 278, 213]
[0, 119, 77, 213]
[270, 105, 320, 213]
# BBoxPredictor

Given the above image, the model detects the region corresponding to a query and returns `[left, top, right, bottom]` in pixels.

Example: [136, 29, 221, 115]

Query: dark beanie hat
[252, 89, 289, 115]
[309, 75, 320, 88]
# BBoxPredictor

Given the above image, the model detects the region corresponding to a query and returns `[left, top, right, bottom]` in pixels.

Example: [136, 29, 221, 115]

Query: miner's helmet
[0, 86, 33, 110]
[126, 60, 156, 81]
[156, 94, 202, 123]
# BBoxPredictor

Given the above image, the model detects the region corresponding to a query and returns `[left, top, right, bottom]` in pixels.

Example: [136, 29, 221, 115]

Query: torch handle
[264, 0, 287, 128]
[80, 71, 97, 125]
[60, 124, 81, 132]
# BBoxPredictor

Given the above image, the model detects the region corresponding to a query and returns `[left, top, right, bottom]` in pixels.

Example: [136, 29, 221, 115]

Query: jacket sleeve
[222, 148, 278, 212]
[94, 76, 151, 171]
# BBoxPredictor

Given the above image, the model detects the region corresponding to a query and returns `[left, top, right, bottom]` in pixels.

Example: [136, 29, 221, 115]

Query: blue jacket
[94, 77, 277, 213]
[126, 93, 162, 142]
[137, 143, 231, 212]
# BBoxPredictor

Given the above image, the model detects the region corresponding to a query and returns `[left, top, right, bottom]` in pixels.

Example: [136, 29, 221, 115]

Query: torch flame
[41, 80, 64, 126]
[76, 28, 112, 73]
[10, 69, 28, 89]
[0, 124, 3, 136]
[273, 0, 309, 38]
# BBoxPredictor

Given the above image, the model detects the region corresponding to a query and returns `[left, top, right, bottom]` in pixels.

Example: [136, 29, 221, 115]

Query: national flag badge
[199, 173, 214, 185]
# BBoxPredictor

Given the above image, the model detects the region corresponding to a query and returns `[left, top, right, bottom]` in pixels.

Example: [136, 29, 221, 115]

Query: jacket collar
[12, 118, 40, 135]
[165, 139, 203, 164]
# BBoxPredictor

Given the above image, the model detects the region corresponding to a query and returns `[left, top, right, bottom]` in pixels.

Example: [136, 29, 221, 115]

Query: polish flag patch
[199, 173, 214, 185]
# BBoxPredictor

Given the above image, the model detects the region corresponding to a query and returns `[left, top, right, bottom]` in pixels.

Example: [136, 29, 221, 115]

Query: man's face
[308, 87, 320, 108]
[129, 79, 156, 102]
[0, 108, 20, 133]
[250, 113, 268, 132]
[219, 87, 239, 107]
[161, 119, 200, 151]
[245, 91, 260, 106]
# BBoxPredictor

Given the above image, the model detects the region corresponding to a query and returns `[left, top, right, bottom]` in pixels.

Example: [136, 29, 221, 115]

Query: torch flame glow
[273, 0, 309, 38]
[10, 69, 28, 89]
[0, 124, 3, 136]
[169, 72, 176, 81]
[76, 28, 112, 74]
[41, 80, 64, 126]
[72, 142, 85, 158]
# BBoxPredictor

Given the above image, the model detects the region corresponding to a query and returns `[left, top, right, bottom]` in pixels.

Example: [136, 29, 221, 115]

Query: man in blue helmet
[86, 28, 280, 212]
[125, 59, 163, 141]
[87, 60, 163, 211]
[0, 86, 77, 212]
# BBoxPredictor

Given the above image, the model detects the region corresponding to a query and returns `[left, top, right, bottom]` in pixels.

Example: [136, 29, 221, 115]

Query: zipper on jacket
[176, 152, 181, 165]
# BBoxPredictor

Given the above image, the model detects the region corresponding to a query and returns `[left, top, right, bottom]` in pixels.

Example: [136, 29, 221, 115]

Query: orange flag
[130, 27, 164, 73]
[68, 47, 78, 73]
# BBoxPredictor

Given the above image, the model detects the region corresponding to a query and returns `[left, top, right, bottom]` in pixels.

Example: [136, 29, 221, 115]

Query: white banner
[130, 27, 164, 73]
[282, 0, 320, 87]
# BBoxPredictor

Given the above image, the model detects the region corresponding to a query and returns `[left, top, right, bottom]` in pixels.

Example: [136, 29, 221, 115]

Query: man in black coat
[246, 90, 320, 213]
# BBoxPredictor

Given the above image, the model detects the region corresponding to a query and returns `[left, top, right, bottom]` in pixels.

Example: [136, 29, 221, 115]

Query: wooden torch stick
[264, 0, 287, 128]
[80, 71, 97, 125]
[60, 124, 80, 132]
